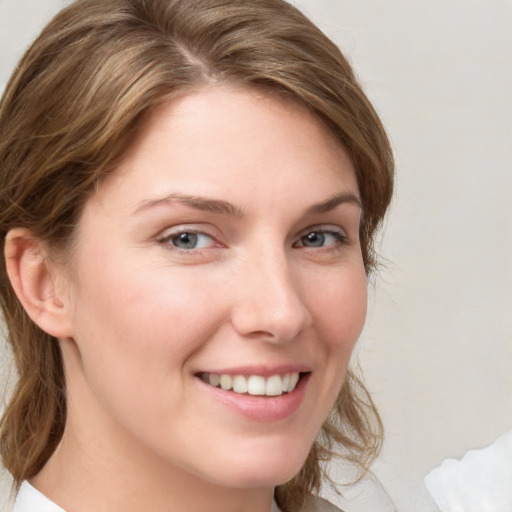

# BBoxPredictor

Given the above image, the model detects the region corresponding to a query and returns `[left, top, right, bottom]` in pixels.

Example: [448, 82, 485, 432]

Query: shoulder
[299, 495, 345, 512]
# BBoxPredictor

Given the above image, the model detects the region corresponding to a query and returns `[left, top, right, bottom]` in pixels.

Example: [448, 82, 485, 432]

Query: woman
[0, 0, 394, 511]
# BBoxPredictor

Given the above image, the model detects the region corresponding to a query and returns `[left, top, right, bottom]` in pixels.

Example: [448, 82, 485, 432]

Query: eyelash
[293, 228, 349, 249]
[157, 230, 218, 253]
[157, 226, 349, 254]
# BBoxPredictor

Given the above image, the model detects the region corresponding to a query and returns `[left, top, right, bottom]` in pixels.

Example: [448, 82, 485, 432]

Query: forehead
[96, 85, 358, 212]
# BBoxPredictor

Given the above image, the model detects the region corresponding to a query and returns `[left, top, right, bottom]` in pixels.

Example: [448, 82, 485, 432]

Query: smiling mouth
[198, 372, 304, 397]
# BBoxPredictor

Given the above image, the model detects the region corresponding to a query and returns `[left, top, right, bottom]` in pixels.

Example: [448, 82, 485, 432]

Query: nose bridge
[231, 243, 311, 341]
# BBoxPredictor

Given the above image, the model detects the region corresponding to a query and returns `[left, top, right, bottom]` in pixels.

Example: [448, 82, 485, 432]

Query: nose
[230, 247, 312, 343]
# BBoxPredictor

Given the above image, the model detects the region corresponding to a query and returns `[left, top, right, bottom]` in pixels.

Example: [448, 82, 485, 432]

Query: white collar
[13, 481, 66, 512]
[14, 481, 282, 512]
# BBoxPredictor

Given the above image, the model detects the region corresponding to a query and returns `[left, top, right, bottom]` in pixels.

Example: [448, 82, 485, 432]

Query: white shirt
[13, 481, 285, 512]
[13, 482, 66, 512]
[425, 430, 512, 512]
[12, 481, 349, 512]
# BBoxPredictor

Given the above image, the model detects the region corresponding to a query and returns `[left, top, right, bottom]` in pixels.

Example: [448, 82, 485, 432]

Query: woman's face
[58, 86, 367, 489]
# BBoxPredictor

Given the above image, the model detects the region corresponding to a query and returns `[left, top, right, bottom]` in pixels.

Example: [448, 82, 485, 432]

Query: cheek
[307, 264, 368, 352]
[120, 269, 229, 349]
[66, 261, 229, 403]
[64, 269, 214, 434]
[286, 265, 367, 454]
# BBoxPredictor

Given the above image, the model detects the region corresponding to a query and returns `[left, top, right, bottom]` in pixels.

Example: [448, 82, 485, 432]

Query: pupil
[174, 233, 197, 249]
[305, 232, 324, 247]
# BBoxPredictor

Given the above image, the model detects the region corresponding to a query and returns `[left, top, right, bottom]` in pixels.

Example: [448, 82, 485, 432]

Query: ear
[4, 228, 74, 339]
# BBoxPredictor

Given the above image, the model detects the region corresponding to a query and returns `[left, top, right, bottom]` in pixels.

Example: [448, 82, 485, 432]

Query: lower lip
[197, 374, 310, 422]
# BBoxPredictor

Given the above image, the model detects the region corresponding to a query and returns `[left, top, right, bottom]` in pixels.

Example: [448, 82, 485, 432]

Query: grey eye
[165, 231, 215, 250]
[296, 230, 348, 248]
[171, 232, 199, 249]
[301, 232, 325, 247]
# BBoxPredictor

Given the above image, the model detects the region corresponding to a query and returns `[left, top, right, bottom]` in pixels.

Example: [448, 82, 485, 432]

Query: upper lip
[195, 364, 311, 377]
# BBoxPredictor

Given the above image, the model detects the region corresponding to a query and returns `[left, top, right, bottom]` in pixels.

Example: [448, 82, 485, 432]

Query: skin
[9, 85, 367, 512]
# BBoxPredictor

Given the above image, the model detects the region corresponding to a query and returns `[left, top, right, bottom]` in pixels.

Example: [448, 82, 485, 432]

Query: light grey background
[1, 1, 511, 511]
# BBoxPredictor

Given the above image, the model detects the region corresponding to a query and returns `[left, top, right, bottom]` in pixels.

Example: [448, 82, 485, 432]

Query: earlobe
[4, 228, 74, 339]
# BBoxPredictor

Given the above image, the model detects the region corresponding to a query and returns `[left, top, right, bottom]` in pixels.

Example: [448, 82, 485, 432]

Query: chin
[213, 465, 303, 490]
[203, 440, 312, 489]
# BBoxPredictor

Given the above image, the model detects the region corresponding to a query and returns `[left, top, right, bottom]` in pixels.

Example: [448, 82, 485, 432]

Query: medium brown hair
[0, 0, 393, 510]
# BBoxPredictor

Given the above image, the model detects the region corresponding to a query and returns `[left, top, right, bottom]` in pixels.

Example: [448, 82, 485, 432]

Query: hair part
[0, 1, 393, 510]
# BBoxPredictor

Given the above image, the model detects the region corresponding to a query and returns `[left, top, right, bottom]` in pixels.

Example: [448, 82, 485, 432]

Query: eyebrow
[305, 192, 362, 215]
[132, 193, 244, 217]
[132, 191, 361, 217]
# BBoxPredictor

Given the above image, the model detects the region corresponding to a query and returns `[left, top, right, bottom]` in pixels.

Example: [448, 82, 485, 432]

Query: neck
[32, 404, 275, 512]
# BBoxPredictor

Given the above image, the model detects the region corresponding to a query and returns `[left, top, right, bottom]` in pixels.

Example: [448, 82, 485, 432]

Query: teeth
[287, 372, 299, 392]
[209, 373, 221, 387]
[265, 375, 282, 396]
[247, 375, 265, 395]
[220, 374, 232, 390]
[202, 372, 301, 396]
[282, 373, 290, 391]
[233, 375, 248, 393]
